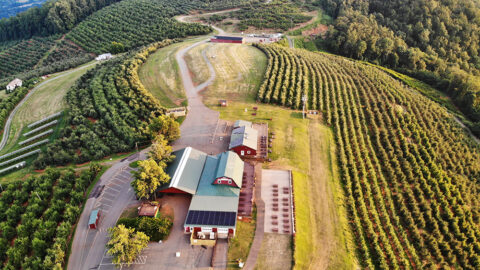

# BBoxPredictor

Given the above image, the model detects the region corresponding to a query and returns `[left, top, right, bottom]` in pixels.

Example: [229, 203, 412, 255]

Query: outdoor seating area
[238, 162, 255, 217]
[262, 170, 294, 234]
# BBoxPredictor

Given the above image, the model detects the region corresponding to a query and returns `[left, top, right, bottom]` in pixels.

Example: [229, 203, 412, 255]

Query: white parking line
[105, 186, 121, 193]
[108, 182, 123, 189]
[100, 197, 114, 204]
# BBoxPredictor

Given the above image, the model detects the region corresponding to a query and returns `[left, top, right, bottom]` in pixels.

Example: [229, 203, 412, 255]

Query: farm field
[0, 61, 97, 156]
[175, 41, 355, 269]
[66, 0, 211, 54]
[139, 38, 204, 107]
[256, 44, 480, 268]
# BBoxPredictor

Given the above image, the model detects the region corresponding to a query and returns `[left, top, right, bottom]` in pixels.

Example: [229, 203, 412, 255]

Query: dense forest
[311, 0, 480, 135]
[34, 41, 175, 168]
[256, 43, 480, 269]
[0, 0, 122, 41]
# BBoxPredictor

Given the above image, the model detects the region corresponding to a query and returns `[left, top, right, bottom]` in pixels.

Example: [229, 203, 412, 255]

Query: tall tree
[148, 115, 180, 142]
[148, 135, 174, 167]
[107, 225, 149, 268]
[131, 159, 170, 200]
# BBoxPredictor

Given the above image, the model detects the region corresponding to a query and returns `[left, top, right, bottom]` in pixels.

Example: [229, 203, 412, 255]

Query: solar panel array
[185, 210, 236, 226]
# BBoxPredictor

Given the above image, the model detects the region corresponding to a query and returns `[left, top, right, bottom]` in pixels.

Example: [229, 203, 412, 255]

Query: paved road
[0, 62, 97, 152]
[68, 150, 146, 270]
[286, 36, 294, 48]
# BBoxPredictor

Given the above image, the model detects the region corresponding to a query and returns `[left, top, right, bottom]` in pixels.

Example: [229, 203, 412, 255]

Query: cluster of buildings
[157, 120, 261, 244]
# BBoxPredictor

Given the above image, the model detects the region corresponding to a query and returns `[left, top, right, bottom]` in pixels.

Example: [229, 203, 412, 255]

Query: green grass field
[139, 38, 204, 108]
[227, 218, 256, 269]
[0, 61, 96, 155]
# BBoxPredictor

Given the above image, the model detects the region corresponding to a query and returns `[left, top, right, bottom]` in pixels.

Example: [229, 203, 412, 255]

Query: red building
[210, 36, 244, 44]
[229, 123, 258, 157]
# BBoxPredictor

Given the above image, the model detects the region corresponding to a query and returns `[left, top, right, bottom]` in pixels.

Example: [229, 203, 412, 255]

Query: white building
[95, 53, 112, 61]
[6, 78, 22, 93]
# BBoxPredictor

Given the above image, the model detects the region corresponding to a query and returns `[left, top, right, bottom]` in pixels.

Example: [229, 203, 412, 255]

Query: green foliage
[110, 42, 125, 54]
[148, 135, 175, 167]
[66, 0, 212, 54]
[317, 0, 480, 136]
[35, 41, 175, 168]
[132, 158, 170, 200]
[256, 44, 480, 269]
[0, 0, 122, 41]
[117, 216, 173, 242]
[0, 36, 56, 78]
[0, 166, 100, 268]
[107, 225, 149, 267]
[148, 115, 181, 143]
[232, 0, 312, 31]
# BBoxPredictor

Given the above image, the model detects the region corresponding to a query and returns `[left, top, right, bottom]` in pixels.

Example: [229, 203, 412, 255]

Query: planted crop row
[0, 139, 49, 161]
[27, 111, 62, 129]
[0, 149, 41, 168]
[66, 0, 211, 54]
[0, 165, 101, 269]
[0, 161, 26, 175]
[23, 120, 58, 137]
[256, 44, 480, 269]
[19, 129, 53, 146]
[34, 41, 174, 168]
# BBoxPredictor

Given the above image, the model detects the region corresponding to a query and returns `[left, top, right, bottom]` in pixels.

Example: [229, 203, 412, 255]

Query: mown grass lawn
[227, 216, 256, 269]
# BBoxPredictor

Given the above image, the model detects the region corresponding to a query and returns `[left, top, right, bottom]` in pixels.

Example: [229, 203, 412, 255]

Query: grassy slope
[138, 39, 205, 108]
[0, 61, 96, 155]
[184, 43, 211, 86]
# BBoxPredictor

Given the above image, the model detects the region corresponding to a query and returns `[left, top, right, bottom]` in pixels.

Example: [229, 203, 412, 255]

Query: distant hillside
[0, 0, 48, 19]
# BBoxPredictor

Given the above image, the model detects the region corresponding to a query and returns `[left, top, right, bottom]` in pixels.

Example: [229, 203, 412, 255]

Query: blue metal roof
[89, 209, 99, 225]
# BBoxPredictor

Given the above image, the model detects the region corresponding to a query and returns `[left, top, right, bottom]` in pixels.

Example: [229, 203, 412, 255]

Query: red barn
[229, 125, 258, 157]
[211, 36, 244, 44]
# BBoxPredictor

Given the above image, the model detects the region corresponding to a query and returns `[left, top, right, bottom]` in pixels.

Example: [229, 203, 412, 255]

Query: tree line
[309, 0, 480, 135]
[0, 0, 122, 42]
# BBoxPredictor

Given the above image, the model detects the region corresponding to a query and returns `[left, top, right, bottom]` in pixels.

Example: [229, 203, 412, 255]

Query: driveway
[98, 194, 213, 270]
[68, 150, 147, 270]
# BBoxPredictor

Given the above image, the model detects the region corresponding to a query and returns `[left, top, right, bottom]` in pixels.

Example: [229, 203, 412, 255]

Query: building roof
[185, 210, 236, 227]
[233, 120, 252, 129]
[229, 125, 258, 151]
[188, 195, 239, 212]
[195, 155, 240, 197]
[7, 78, 22, 87]
[161, 147, 208, 194]
[214, 36, 243, 41]
[138, 203, 158, 217]
[214, 151, 244, 187]
[89, 209, 99, 225]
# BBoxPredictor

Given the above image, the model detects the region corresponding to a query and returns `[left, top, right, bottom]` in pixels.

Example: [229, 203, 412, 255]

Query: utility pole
[302, 94, 308, 119]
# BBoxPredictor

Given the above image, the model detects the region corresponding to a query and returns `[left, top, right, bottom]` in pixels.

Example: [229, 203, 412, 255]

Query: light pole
[302, 94, 308, 119]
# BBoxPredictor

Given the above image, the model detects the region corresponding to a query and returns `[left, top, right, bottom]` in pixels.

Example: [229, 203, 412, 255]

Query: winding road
[0, 62, 97, 152]
[69, 9, 231, 270]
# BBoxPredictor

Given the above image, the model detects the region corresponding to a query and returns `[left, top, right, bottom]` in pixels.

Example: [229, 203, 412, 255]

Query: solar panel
[186, 210, 237, 226]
